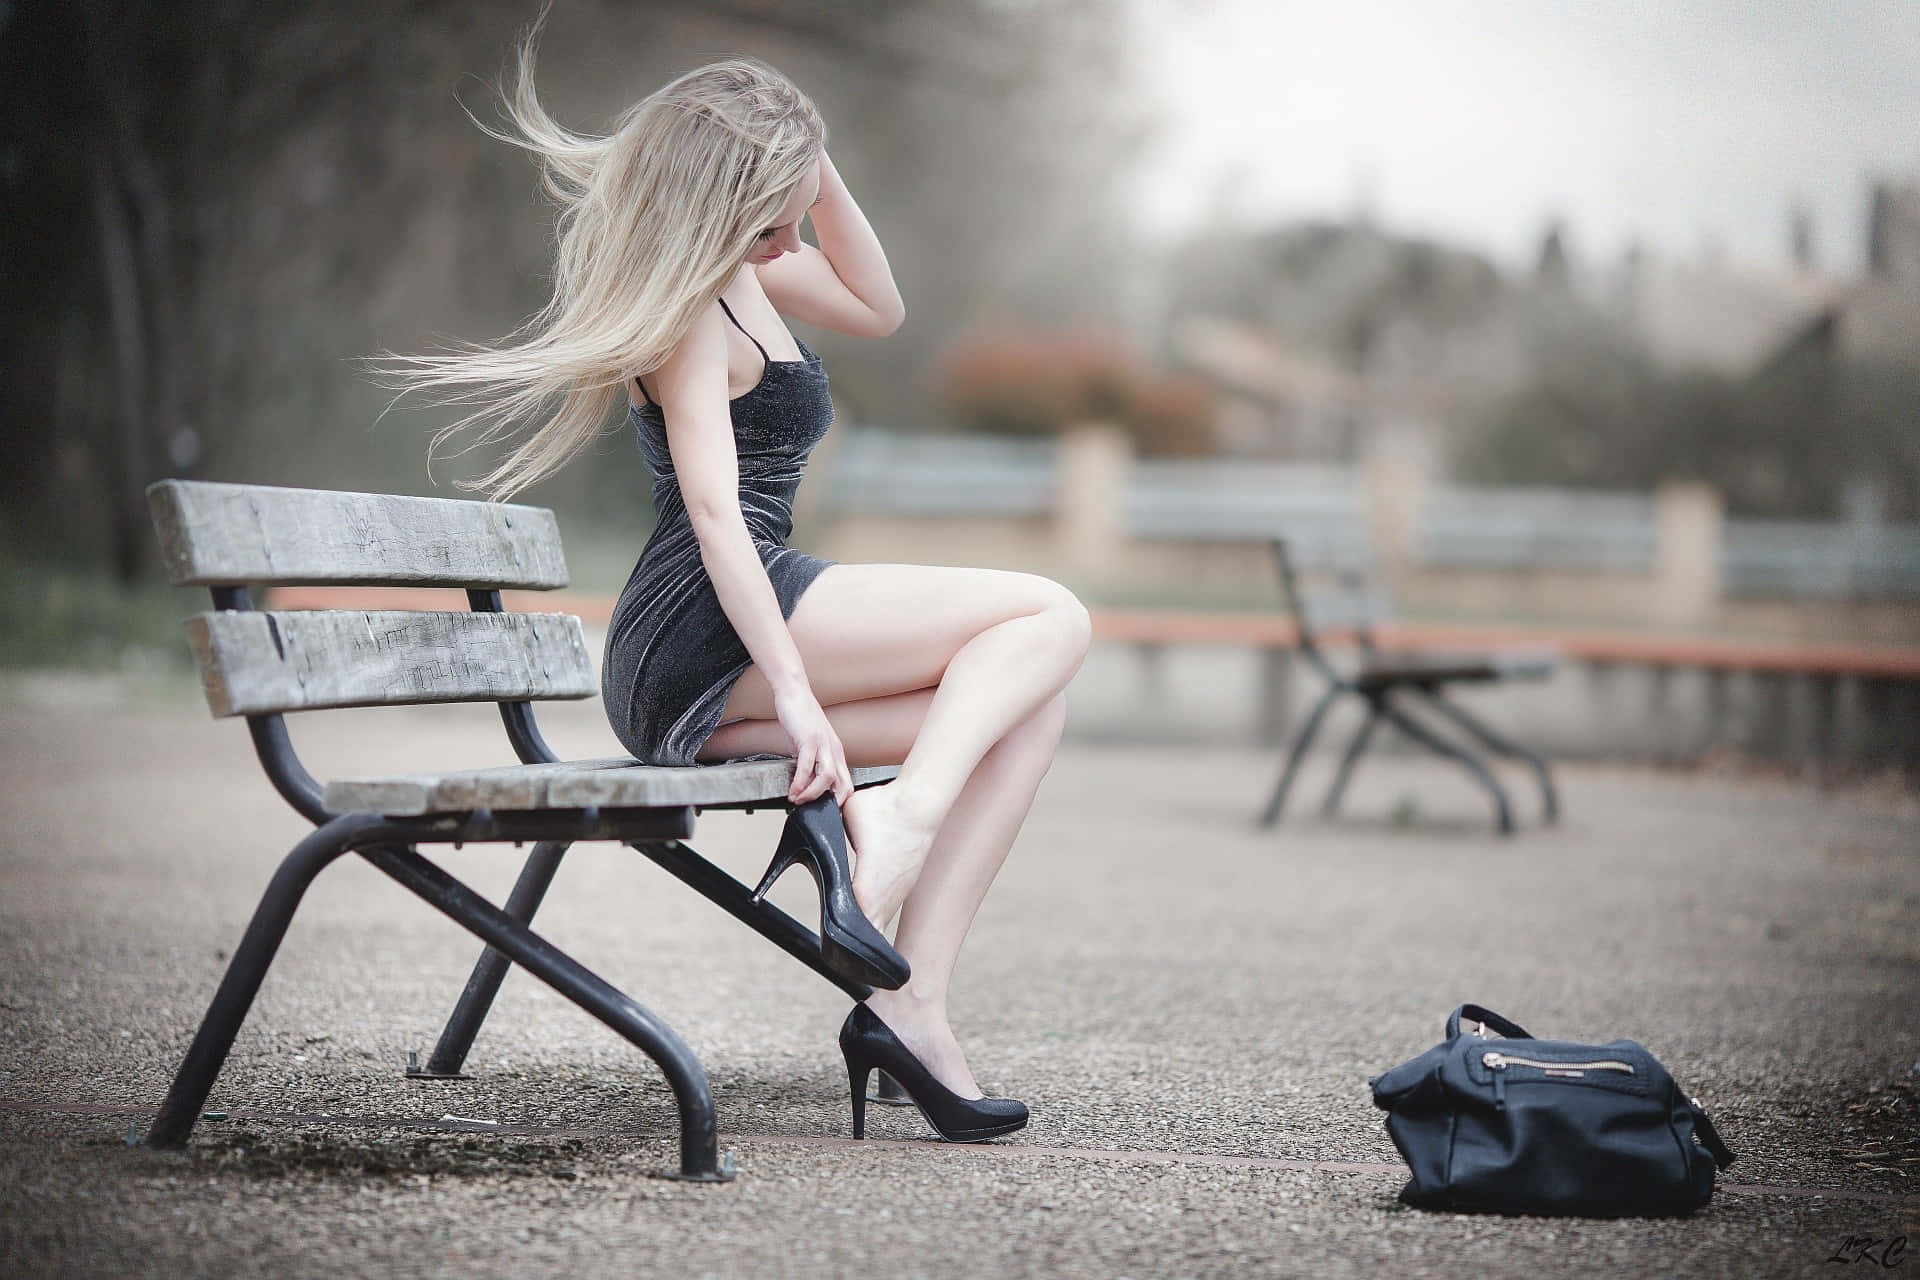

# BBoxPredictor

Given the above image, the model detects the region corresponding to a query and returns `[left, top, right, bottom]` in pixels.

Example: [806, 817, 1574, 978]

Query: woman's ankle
[865, 778, 944, 845]
[865, 983, 947, 1030]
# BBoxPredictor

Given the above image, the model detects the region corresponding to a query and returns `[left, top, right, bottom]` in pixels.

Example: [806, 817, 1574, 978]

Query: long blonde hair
[369, 12, 827, 500]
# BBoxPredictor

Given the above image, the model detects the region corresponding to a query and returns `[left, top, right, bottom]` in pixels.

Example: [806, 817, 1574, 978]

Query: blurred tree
[1536, 219, 1571, 290]
[1460, 345, 1920, 520]
[1, 0, 1149, 582]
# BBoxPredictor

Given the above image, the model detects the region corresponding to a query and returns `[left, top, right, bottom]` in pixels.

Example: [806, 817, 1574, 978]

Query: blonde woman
[380, 22, 1090, 1143]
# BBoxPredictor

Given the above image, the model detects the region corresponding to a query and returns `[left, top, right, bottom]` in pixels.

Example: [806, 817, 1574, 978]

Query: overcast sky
[1125, 0, 1920, 274]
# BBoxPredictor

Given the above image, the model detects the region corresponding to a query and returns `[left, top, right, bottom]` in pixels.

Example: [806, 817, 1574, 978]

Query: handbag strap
[1445, 1004, 1533, 1041]
[1689, 1101, 1738, 1170]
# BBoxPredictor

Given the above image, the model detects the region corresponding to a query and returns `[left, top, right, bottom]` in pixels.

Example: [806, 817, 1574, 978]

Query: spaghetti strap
[633, 296, 765, 409]
[716, 297, 771, 363]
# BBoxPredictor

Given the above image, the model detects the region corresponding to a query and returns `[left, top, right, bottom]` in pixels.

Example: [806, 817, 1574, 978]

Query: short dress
[601, 298, 840, 766]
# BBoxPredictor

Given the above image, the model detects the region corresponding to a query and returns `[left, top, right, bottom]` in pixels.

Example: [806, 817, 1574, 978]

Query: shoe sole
[902, 1097, 1028, 1144]
[821, 927, 909, 991]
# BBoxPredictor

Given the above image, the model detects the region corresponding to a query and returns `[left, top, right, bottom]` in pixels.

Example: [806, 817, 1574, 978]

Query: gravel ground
[0, 682, 1916, 1278]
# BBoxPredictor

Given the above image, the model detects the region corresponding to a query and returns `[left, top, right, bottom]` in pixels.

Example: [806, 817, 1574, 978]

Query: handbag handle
[1445, 1004, 1533, 1041]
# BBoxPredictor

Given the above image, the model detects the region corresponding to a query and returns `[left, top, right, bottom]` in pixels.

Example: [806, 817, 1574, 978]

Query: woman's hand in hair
[773, 681, 855, 807]
[755, 150, 905, 339]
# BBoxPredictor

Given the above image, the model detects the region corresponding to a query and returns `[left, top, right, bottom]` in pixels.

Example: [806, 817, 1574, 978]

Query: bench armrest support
[208, 586, 334, 825]
[468, 589, 565, 765]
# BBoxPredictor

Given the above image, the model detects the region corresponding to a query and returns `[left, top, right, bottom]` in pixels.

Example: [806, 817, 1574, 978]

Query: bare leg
[843, 604, 1089, 928]
[678, 562, 1090, 1109]
[703, 563, 1092, 932]
[862, 690, 1067, 1098]
[701, 684, 1070, 1099]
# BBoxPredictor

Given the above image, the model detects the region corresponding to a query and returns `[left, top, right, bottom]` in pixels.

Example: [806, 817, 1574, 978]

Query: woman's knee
[1033, 581, 1093, 666]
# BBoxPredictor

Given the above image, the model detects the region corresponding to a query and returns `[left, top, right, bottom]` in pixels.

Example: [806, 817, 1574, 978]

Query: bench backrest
[1270, 536, 1397, 656]
[148, 480, 596, 717]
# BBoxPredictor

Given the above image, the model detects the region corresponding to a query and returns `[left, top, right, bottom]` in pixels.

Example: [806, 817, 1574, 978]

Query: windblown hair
[368, 13, 827, 500]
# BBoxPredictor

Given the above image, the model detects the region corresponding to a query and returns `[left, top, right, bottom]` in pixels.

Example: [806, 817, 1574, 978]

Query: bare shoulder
[636, 303, 730, 409]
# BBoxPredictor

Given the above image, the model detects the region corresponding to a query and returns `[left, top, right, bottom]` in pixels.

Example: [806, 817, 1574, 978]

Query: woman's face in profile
[747, 154, 823, 265]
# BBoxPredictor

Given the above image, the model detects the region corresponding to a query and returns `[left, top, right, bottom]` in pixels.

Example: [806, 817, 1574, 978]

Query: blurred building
[1165, 315, 1369, 459]
[1156, 220, 1632, 465]
[1619, 177, 1920, 377]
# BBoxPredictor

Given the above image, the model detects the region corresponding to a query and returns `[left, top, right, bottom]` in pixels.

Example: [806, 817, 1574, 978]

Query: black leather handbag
[1369, 1003, 1737, 1217]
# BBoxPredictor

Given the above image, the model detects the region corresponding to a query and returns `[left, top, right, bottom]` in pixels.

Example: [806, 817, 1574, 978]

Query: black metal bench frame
[140, 484, 896, 1182]
[1257, 537, 1560, 835]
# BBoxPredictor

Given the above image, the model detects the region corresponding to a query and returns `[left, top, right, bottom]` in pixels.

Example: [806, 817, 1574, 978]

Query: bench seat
[324, 757, 903, 816]
[1354, 650, 1557, 690]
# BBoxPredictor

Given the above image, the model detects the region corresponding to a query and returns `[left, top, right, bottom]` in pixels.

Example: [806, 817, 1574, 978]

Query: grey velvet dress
[602, 298, 839, 766]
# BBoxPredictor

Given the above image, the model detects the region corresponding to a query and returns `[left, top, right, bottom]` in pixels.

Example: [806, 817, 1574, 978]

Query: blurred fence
[1722, 518, 1920, 597]
[1418, 486, 1657, 575]
[1123, 458, 1371, 571]
[821, 425, 1920, 602]
[824, 426, 1058, 516]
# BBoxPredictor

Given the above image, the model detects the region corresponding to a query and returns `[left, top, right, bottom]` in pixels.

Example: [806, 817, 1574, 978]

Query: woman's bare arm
[652, 304, 810, 700]
[755, 151, 904, 338]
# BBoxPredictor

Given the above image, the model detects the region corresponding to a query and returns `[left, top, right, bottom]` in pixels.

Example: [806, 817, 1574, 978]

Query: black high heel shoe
[840, 1003, 1029, 1143]
[752, 794, 910, 991]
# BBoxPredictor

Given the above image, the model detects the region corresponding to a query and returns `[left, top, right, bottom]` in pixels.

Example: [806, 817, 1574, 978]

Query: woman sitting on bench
[375, 18, 1090, 1143]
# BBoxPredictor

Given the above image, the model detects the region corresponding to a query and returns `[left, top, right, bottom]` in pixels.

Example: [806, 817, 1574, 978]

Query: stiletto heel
[846, 1058, 870, 1140]
[750, 841, 800, 904]
[837, 1003, 1028, 1143]
[753, 795, 910, 991]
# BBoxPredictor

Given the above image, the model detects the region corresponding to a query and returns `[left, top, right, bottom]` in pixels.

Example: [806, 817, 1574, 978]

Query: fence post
[1362, 424, 1431, 581]
[1653, 482, 1724, 629]
[1055, 421, 1131, 578]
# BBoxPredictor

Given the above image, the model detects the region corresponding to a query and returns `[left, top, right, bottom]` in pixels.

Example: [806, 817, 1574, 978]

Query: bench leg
[1377, 695, 1515, 835]
[358, 843, 729, 1182]
[1259, 686, 1341, 828]
[143, 813, 386, 1150]
[1322, 700, 1382, 818]
[412, 840, 571, 1080]
[1410, 688, 1559, 825]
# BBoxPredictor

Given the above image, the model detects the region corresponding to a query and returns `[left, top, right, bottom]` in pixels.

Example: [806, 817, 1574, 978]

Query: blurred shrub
[0, 561, 199, 673]
[1459, 353, 1920, 520]
[933, 330, 1218, 456]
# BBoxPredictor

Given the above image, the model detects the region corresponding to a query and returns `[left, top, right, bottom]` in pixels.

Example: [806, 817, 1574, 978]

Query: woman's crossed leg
[695, 561, 1090, 1096]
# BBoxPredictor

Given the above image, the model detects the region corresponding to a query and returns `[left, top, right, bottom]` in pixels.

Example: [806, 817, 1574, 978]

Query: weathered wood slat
[324, 760, 903, 815]
[147, 479, 570, 588]
[325, 761, 591, 815]
[188, 609, 596, 716]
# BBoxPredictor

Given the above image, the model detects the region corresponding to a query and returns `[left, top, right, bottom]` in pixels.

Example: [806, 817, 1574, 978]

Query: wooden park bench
[139, 478, 904, 1181]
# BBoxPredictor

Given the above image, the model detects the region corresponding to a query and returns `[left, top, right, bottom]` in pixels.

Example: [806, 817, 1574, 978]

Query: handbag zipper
[1482, 1050, 1636, 1109]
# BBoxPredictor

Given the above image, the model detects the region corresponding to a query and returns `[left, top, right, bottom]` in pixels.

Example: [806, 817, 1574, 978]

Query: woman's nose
[776, 224, 803, 253]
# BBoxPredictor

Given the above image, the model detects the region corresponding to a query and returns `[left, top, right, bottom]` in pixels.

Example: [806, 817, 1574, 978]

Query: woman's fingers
[791, 737, 818, 802]
[803, 734, 838, 803]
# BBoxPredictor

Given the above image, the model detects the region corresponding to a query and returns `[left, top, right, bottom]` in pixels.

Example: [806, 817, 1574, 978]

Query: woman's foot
[862, 987, 981, 1099]
[840, 783, 941, 932]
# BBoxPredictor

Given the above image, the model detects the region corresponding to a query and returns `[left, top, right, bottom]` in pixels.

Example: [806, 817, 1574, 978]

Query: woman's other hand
[755, 148, 904, 339]
[773, 682, 854, 806]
